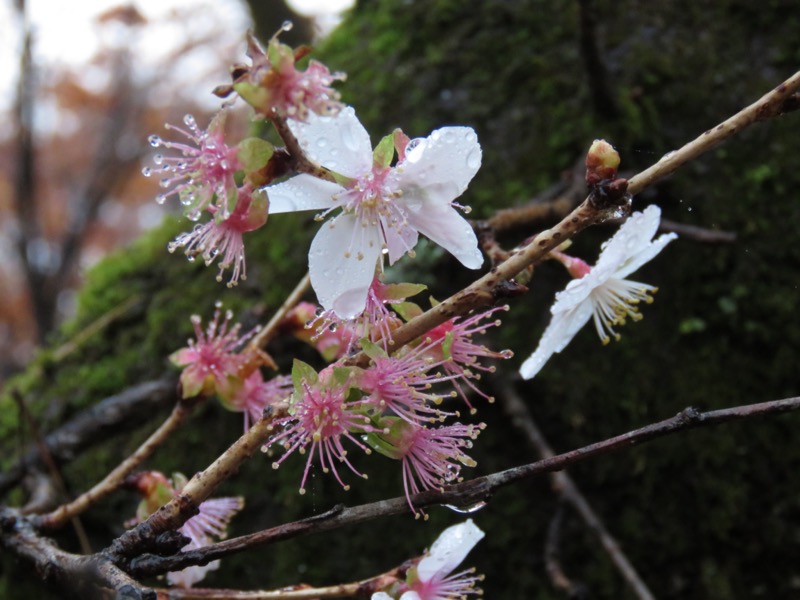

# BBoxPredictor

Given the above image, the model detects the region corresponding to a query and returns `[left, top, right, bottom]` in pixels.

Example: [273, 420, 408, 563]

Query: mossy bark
[3, 1, 800, 597]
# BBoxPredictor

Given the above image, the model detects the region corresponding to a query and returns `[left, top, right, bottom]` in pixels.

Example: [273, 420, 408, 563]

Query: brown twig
[154, 564, 402, 599]
[544, 504, 588, 599]
[375, 70, 800, 361]
[658, 218, 736, 243]
[39, 394, 201, 530]
[248, 272, 311, 351]
[127, 395, 800, 577]
[498, 380, 656, 600]
[626, 70, 800, 196]
[108, 403, 289, 560]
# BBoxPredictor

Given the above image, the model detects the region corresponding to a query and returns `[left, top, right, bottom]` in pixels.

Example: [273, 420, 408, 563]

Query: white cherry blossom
[520, 204, 677, 380]
[266, 107, 483, 319]
[372, 519, 485, 600]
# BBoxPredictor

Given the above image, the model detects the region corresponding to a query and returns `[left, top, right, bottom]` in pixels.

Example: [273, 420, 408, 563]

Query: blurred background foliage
[2, 0, 800, 598]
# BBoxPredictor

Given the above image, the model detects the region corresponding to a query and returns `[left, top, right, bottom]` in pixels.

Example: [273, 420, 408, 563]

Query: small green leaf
[381, 282, 427, 301]
[291, 359, 318, 393]
[238, 137, 274, 173]
[372, 133, 395, 168]
[392, 301, 424, 322]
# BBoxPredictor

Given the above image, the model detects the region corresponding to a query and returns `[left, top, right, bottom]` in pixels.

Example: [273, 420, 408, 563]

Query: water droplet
[155, 194, 168, 205]
[148, 134, 162, 147]
[281, 20, 294, 31]
[183, 114, 196, 128]
[444, 500, 487, 514]
[466, 148, 481, 170]
[142, 167, 152, 177]
[316, 137, 328, 148]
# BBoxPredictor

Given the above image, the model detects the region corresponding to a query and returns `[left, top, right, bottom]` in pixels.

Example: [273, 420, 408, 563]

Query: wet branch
[498, 379, 656, 600]
[39, 394, 202, 530]
[126, 395, 800, 577]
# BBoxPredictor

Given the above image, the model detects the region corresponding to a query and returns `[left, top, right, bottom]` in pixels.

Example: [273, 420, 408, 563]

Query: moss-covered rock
[4, 1, 800, 597]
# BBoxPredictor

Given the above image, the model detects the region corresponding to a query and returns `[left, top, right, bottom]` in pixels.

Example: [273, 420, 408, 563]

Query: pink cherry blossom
[170, 303, 258, 398]
[168, 188, 268, 287]
[266, 107, 483, 319]
[144, 111, 241, 221]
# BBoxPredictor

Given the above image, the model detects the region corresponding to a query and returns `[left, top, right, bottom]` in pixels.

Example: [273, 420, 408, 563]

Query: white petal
[398, 126, 481, 196]
[595, 205, 662, 273]
[417, 520, 485, 583]
[398, 593, 422, 600]
[383, 220, 418, 265]
[309, 213, 382, 319]
[289, 106, 372, 178]
[614, 232, 677, 279]
[519, 299, 594, 380]
[265, 174, 342, 214]
[404, 201, 483, 269]
[371, 593, 396, 600]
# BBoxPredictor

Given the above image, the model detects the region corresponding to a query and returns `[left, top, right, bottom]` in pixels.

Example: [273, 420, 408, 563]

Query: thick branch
[0, 507, 155, 600]
[127, 395, 800, 576]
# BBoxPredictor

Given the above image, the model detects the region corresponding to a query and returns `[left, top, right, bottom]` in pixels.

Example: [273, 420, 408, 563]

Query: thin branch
[544, 504, 588, 599]
[0, 377, 178, 496]
[626, 70, 800, 196]
[658, 218, 736, 243]
[154, 564, 402, 599]
[127, 395, 800, 576]
[248, 272, 311, 351]
[12, 390, 92, 553]
[498, 380, 656, 600]
[39, 395, 201, 530]
[108, 403, 289, 560]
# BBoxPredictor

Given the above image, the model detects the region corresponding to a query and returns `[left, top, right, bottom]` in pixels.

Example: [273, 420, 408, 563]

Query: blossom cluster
[269, 279, 511, 511]
[152, 28, 681, 593]
[170, 301, 292, 430]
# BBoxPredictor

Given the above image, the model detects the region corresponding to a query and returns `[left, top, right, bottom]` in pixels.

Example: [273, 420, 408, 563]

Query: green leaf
[372, 133, 395, 168]
[360, 337, 388, 360]
[381, 282, 427, 301]
[392, 301, 424, 322]
[238, 137, 274, 173]
[291, 359, 318, 393]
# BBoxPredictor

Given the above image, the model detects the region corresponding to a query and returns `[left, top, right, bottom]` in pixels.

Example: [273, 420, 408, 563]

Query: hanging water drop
[148, 134, 162, 147]
[183, 114, 196, 128]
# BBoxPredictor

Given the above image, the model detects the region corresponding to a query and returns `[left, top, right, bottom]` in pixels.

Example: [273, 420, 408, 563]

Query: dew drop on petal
[466, 148, 481, 170]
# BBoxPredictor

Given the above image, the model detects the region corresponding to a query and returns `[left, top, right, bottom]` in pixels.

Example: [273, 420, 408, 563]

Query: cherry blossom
[372, 520, 485, 600]
[266, 107, 483, 319]
[520, 205, 677, 380]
